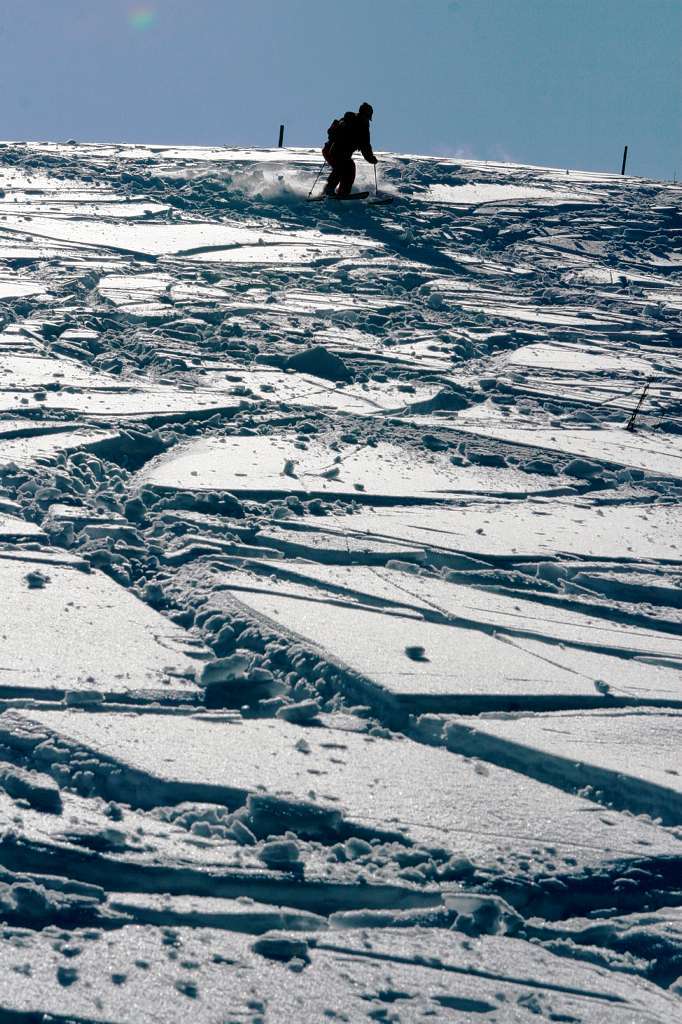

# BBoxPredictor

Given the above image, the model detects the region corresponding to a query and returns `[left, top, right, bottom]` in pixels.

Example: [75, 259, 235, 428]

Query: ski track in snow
[0, 140, 680, 1020]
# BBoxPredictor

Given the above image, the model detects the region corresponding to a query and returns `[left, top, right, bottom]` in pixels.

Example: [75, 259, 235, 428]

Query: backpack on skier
[326, 111, 358, 156]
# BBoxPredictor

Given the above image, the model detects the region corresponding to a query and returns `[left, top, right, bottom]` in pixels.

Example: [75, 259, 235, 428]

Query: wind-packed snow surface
[0, 138, 680, 1021]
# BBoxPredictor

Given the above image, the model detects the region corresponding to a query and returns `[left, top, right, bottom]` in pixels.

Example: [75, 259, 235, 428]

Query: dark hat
[359, 102, 374, 119]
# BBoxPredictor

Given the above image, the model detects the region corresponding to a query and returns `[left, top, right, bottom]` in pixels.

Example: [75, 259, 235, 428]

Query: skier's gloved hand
[369, 155, 378, 165]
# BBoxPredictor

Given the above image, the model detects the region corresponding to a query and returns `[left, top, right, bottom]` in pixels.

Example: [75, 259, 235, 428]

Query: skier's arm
[359, 124, 378, 164]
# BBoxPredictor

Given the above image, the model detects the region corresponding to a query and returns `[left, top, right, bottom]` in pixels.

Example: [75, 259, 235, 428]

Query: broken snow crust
[3, 709, 680, 882]
[0, 140, 680, 1017]
[0, 925, 676, 1023]
[199, 561, 682, 714]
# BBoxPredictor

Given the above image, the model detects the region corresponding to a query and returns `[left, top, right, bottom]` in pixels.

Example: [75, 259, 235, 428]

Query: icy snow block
[0, 558, 203, 700]
[9, 710, 681, 876]
[1, 214, 376, 264]
[0, 278, 47, 300]
[455, 298, 633, 331]
[423, 182, 600, 207]
[458, 424, 682, 480]
[354, 567, 682, 663]
[0, 925, 675, 1024]
[216, 564, 682, 712]
[531, 904, 682, 985]
[255, 521, 427, 565]
[107, 892, 326, 932]
[0, 784, 259, 875]
[140, 435, 563, 501]
[0, 767, 436, 914]
[0, 512, 45, 540]
[196, 368, 441, 417]
[445, 709, 682, 825]
[0, 426, 119, 467]
[0, 417, 83, 440]
[0, 354, 130, 393]
[290, 500, 682, 563]
[0, 386, 244, 422]
[508, 341, 654, 376]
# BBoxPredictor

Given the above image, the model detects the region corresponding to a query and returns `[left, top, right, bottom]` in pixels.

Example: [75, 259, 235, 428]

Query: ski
[307, 191, 370, 203]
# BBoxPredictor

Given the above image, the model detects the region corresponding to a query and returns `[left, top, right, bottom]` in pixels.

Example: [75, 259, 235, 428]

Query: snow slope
[0, 139, 680, 1020]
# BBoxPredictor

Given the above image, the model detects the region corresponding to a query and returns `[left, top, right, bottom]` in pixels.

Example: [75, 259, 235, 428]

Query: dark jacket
[327, 111, 375, 162]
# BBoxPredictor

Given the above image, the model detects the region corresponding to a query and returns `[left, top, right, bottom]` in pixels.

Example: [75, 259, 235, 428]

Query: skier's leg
[324, 165, 340, 195]
[323, 145, 341, 195]
[337, 158, 356, 197]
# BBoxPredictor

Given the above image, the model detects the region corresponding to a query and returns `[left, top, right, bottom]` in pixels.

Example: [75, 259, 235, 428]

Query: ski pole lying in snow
[626, 379, 650, 432]
[308, 162, 327, 200]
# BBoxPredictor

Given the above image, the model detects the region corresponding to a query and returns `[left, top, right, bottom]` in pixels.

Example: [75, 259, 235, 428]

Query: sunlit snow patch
[445, 710, 682, 825]
[423, 183, 599, 206]
[0, 557, 203, 701]
[458, 423, 682, 480]
[0, 425, 118, 469]
[120, 145, 323, 164]
[139, 435, 567, 501]
[508, 342, 654, 377]
[8, 708, 681, 876]
[0, 354, 247, 422]
[0, 512, 45, 540]
[219, 563, 682, 713]
[0, 919, 671, 1023]
[0, 277, 48, 300]
[0, 216, 375, 266]
[272, 500, 682, 564]
[0, 354, 130, 393]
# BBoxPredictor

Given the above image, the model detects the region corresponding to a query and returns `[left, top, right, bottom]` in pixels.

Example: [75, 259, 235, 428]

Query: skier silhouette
[322, 102, 377, 197]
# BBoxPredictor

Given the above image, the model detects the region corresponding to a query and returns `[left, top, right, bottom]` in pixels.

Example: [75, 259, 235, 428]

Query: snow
[445, 709, 682, 824]
[274, 500, 682, 562]
[1, 214, 376, 264]
[0, 137, 680, 1017]
[0, 425, 119, 466]
[508, 341, 654, 376]
[458, 423, 682, 479]
[0, 511, 44, 539]
[4, 709, 680, 878]
[0, 556, 203, 700]
[141, 433, 566, 500]
[107, 891, 326, 932]
[0, 925, 674, 1023]
[0, 278, 47, 299]
[205, 561, 682, 713]
[0, 782, 265, 879]
[424, 182, 599, 206]
[528, 905, 682, 989]
[0, 353, 130, 392]
[121, 144, 325, 164]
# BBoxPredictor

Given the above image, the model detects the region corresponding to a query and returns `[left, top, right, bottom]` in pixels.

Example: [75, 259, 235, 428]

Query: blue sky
[1, 0, 679, 179]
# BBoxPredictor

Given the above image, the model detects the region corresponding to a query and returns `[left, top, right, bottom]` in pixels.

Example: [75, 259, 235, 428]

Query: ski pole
[374, 164, 379, 196]
[308, 161, 327, 200]
[626, 379, 650, 433]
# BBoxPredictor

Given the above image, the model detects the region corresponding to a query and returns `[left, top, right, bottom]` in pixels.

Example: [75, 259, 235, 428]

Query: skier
[322, 102, 378, 197]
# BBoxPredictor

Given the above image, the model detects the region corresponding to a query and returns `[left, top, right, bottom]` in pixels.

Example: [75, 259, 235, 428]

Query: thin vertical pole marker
[621, 145, 628, 175]
[278, 124, 285, 148]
